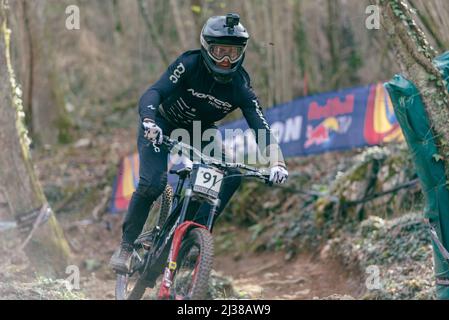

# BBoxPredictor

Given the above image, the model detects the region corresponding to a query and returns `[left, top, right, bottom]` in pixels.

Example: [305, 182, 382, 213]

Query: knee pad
[135, 173, 168, 201]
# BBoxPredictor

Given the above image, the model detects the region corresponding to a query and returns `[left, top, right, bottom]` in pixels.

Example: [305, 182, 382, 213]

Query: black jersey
[138, 50, 284, 164]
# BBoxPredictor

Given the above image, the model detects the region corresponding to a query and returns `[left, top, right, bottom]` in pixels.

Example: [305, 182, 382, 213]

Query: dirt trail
[66, 217, 363, 300]
[214, 251, 363, 300]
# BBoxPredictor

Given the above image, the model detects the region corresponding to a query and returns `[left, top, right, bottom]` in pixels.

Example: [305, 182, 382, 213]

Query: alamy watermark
[160, 121, 285, 167]
[65, 5, 80, 30]
[64, 265, 80, 291]
[365, 5, 380, 30]
[365, 265, 383, 290]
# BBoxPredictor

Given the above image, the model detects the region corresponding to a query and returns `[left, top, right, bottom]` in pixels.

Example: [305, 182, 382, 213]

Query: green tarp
[385, 52, 449, 299]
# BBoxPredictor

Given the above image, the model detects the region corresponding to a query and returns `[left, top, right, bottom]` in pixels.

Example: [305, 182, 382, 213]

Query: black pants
[121, 113, 242, 244]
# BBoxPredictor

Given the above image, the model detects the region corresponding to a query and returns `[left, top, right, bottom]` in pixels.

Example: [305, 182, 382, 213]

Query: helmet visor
[208, 44, 245, 63]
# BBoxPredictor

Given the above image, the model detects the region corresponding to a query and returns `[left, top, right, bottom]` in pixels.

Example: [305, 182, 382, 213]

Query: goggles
[208, 44, 245, 63]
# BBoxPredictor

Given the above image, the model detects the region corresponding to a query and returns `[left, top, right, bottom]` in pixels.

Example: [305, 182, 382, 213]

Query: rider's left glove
[142, 118, 163, 145]
[269, 165, 289, 184]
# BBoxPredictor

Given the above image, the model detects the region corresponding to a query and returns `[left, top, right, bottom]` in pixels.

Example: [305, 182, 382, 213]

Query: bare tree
[407, 0, 449, 52]
[169, 0, 188, 50]
[10, 0, 72, 146]
[0, 0, 71, 277]
[137, 0, 169, 65]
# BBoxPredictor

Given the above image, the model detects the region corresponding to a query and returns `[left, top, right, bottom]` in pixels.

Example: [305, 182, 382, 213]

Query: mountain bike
[115, 136, 271, 300]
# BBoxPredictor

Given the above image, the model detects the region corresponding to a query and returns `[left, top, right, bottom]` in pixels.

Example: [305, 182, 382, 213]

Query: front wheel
[171, 228, 214, 300]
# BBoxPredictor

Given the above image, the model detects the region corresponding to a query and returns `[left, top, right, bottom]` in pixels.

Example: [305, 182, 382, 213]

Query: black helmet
[200, 13, 249, 83]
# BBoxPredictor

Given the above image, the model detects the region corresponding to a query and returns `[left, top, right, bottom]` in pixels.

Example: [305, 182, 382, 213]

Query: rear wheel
[115, 186, 173, 300]
[171, 228, 214, 300]
[116, 274, 146, 300]
[115, 249, 147, 300]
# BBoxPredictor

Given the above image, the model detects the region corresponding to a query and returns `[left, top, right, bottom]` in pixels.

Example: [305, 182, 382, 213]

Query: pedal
[135, 229, 157, 249]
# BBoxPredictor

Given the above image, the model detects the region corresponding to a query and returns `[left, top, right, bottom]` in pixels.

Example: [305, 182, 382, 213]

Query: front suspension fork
[157, 220, 207, 299]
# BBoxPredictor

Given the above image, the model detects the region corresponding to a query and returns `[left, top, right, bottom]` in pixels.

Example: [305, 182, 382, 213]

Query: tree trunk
[137, 0, 169, 65]
[262, 1, 275, 106]
[407, 0, 449, 52]
[377, 0, 449, 174]
[0, 0, 71, 277]
[28, 0, 72, 145]
[243, 0, 269, 102]
[7, 0, 31, 125]
[293, 0, 315, 96]
[169, 0, 188, 51]
[271, 0, 282, 104]
[326, 0, 343, 90]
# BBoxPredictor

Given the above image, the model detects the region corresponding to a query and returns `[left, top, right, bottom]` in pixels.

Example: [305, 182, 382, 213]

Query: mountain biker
[110, 13, 289, 273]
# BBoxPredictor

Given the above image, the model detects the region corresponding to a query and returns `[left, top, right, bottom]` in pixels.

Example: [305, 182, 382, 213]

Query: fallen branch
[19, 204, 52, 251]
[344, 179, 420, 207]
[245, 261, 279, 276]
[276, 177, 419, 208]
[53, 189, 78, 212]
[260, 277, 306, 286]
[92, 186, 112, 221]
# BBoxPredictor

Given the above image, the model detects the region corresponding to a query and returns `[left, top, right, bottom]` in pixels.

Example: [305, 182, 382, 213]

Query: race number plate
[193, 166, 224, 198]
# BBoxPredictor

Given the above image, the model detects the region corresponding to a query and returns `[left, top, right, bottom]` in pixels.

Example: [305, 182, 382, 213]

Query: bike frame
[133, 137, 268, 300]
[134, 165, 220, 299]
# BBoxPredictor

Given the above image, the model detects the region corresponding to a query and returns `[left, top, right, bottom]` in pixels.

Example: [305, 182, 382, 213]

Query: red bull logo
[305, 116, 352, 148]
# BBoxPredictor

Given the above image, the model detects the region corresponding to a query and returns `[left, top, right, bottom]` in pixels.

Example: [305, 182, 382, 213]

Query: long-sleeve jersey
[138, 50, 285, 166]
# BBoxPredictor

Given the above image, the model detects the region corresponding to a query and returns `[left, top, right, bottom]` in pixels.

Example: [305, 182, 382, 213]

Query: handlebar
[161, 136, 271, 184]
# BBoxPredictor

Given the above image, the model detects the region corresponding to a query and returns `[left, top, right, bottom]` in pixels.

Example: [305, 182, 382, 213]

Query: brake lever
[259, 173, 272, 186]
[244, 172, 272, 185]
[150, 136, 177, 153]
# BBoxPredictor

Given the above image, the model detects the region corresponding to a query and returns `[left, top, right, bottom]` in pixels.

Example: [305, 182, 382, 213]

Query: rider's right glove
[142, 118, 163, 144]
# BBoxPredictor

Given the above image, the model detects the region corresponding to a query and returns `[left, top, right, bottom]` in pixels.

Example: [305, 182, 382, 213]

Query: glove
[269, 165, 289, 184]
[142, 118, 163, 144]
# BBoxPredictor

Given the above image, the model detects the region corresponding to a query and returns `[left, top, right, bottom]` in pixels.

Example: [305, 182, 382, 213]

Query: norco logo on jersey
[187, 88, 233, 110]
[169, 63, 185, 84]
